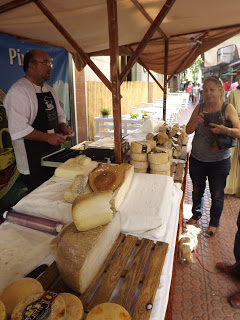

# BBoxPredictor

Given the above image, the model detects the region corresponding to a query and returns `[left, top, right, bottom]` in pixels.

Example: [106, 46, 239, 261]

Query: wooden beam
[0, 0, 32, 14]
[163, 39, 168, 121]
[33, 0, 112, 92]
[130, 0, 168, 40]
[107, 0, 122, 164]
[119, 0, 176, 84]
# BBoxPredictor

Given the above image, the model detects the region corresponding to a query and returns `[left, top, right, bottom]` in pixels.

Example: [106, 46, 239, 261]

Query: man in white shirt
[4, 49, 74, 192]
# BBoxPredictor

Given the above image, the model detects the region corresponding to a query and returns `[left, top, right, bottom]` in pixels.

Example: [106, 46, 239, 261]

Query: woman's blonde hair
[203, 76, 224, 101]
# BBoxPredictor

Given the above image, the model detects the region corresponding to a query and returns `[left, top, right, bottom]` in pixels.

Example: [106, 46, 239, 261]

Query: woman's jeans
[234, 210, 240, 274]
[189, 155, 231, 227]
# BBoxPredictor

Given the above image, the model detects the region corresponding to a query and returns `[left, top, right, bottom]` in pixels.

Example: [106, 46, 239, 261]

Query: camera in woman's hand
[203, 111, 223, 127]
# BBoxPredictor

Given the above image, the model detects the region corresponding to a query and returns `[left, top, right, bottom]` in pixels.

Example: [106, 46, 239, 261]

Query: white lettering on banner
[8, 48, 24, 66]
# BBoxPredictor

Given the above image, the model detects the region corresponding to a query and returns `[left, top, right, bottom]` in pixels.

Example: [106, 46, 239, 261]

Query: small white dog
[178, 224, 202, 265]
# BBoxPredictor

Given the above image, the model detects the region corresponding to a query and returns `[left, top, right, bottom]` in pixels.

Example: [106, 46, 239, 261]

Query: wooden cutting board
[37, 233, 168, 320]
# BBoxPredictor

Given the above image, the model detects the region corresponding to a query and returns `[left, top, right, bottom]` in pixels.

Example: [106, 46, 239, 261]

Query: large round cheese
[60, 293, 84, 320]
[130, 152, 148, 162]
[130, 159, 149, 169]
[150, 162, 170, 172]
[86, 303, 131, 320]
[11, 292, 66, 320]
[0, 278, 43, 319]
[148, 152, 168, 164]
[130, 141, 151, 154]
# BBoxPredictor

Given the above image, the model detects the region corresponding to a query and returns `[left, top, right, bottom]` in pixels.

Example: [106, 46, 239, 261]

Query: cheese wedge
[55, 213, 121, 294]
[72, 191, 113, 231]
[55, 155, 98, 180]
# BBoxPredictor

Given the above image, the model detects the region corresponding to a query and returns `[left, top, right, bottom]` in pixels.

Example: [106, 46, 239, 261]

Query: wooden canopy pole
[163, 39, 169, 121]
[107, 0, 122, 163]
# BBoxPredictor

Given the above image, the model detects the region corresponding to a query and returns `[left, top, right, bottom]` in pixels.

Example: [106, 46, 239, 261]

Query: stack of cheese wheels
[154, 146, 173, 165]
[148, 150, 171, 175]
[0, 278, 43, 319]
[130, 141, 151, 173]
[86, 303, 131, 320]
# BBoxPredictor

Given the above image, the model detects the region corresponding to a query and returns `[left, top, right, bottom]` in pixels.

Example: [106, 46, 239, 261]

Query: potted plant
[100, 108, 110, 118]
[130, 112, 139, 119]
[142, 112, 148, 119]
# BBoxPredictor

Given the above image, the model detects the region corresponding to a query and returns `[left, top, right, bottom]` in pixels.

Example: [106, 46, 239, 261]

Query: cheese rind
[55, 213, 121, 294]
[130, 152, 148, 162]
[150, 162, 170, 171]
[130, 159, 149, 169]
[60, 293, 84, 320]
[130, 141, 151, 154]
[148, 152, 168, 164]
[0, 300, 6, 320]
[72, 191, 113, 231]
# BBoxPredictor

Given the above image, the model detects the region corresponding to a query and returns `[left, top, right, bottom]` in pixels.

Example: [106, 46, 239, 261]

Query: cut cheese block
[0, 301, 6, 320]
[64, 174, 92, 203]
[110, 164, 134, 210]
[130, 141, 151, 154]
[89, 163, 131, 192]
[148, 151, 168, 164]
[86, 303, 131, 320]
[60, 293, 84, 320]
[130, 151, 148, 162]
[55, 155, 98, 180]
[0, 278, 43, 319]
[150, 162, 170, 171]
[11, 292, 66, 320]
[130, 159, 148, 169]
[55, 213, 121, 294]
[150, 169, 170, 176]
[72, 191, 113, 231]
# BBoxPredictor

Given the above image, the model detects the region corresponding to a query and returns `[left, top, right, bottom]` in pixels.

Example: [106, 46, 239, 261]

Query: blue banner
[0, 33, 70, 122]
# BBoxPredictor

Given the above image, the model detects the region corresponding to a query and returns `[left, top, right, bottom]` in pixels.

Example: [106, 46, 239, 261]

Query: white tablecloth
[1, 173, 183, 319]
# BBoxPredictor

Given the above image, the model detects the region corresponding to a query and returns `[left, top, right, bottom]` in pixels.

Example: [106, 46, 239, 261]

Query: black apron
[24, 91, 60, 191]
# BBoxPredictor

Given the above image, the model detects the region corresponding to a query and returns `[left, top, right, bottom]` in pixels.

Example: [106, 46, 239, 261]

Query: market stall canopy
[1, 0, 240, 76]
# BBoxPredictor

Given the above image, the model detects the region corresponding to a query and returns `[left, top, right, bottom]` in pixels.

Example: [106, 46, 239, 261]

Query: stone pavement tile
[206, 294, 240, 320]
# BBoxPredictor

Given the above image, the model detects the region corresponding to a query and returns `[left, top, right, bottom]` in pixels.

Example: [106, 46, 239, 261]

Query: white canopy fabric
[1, 0, 240, 75]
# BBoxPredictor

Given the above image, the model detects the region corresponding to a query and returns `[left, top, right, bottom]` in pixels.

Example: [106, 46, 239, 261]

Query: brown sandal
[186, 218, 198, 226]
[205, 226, 218, 238]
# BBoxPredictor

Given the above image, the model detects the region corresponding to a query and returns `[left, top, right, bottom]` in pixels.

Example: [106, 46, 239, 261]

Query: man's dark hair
[23, 50, 36, 72]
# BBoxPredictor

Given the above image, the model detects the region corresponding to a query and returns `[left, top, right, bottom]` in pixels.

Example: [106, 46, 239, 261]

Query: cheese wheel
[150, 169, 171, 176]
[163, 139, 173, 148]
[130, 159, 149, 169]
[157, 132, 168, 144]
[86, 303, 131, 320]
[0, 300, 6, 320]
[11, 292, 65, 320]
[130, 141, 151, 154]
[60, 293, 84, 320]
[134, 168, 147, 173]
[0, 278, 43, 319]
[146, 132, 154, 140]
[89, 163, 131, 192]
[146, 139, 156, 150]
[72, 191, 113, 231]
[130, 152, 148, 162]
[148, 152, 168, 164]
[150, 162, 170, 172]
[154, 146, 173, 157]
[55, 213, 120, 294]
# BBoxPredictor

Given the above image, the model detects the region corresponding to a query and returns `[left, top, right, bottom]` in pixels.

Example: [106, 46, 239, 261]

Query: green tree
[189, 56, 202, 81]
